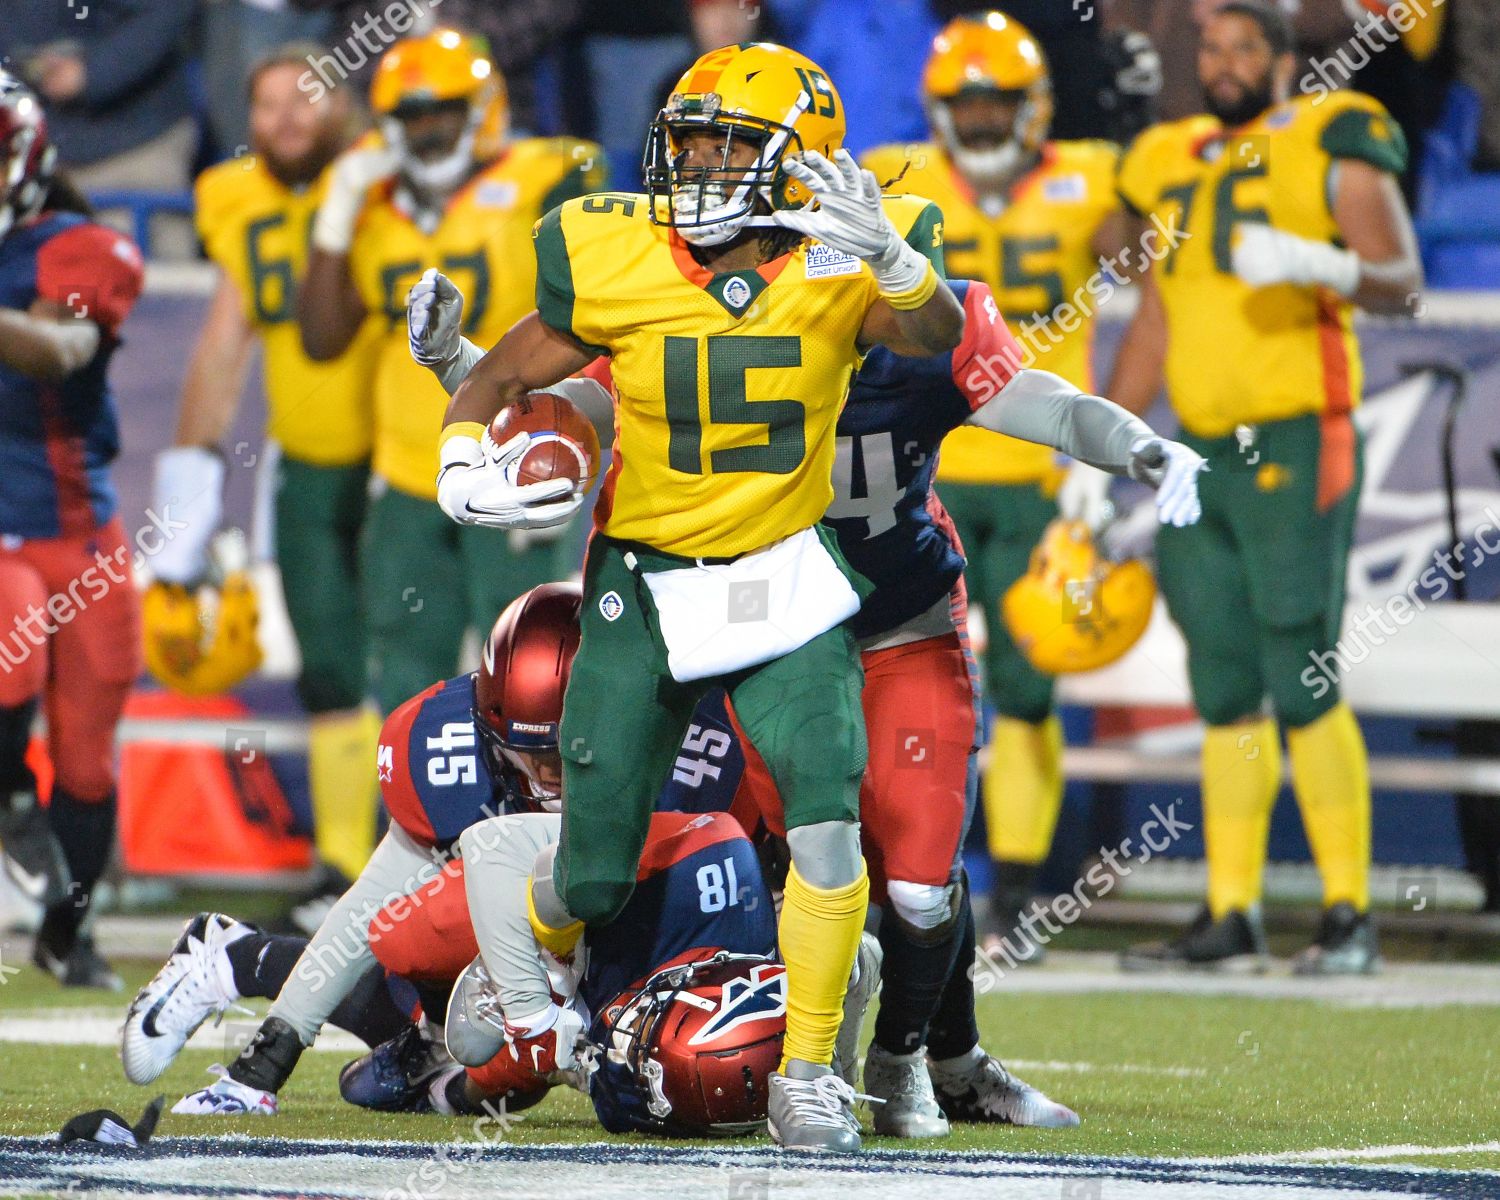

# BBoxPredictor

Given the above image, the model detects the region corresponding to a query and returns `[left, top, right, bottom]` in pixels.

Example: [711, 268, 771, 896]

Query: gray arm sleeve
[966, 368, 1155, 475]
[460, 813, 563, 1022]
[268, 825, 439, 1045]
[432, 337, 488, 397]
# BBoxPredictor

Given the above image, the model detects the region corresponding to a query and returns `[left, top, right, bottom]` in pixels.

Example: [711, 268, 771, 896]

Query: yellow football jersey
[350, 137, 607, 499]
[535, 192, 946, 557]
[195, 157, 379, 466]
[862, 139, 1119, 485]
[1117, 91, 1407, 439]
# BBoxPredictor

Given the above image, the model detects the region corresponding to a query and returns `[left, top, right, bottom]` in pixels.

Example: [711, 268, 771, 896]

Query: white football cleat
[864, 1043, 949, 1138]
[831, 932, 882, 1087]
[928, 1046, 1080, 1128]
[171, 1064, 278, 1116]
[121, 912, 254, 1085]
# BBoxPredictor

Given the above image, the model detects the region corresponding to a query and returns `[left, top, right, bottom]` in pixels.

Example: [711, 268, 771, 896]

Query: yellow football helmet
[1002, 520, 1155, 675]
[644, 41, 846, 245]
[370, 29, 507, 191]
[143, 531, 263, 697]
[924, 12, 1053, 187]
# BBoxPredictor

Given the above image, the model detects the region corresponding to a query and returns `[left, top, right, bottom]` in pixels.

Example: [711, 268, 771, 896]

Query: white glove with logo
[1231, 223, 1360, 297]
[773, 149, 932, 299]
[407, 268, 464, 367]
[149, 445, 225, 585]
[1128, 437, 1206, 527]
[1056, 463, 1114, 530]
[437, 428, 584, 531]
[312, 144, 400, 254]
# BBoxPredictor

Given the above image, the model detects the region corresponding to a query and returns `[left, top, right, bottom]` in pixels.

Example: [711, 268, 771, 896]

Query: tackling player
[1107, 2, 1423, 973]
[296, 30, 607, 715]
[149, 45, 385, 901]
[0, 73, 144, 988]
[430, 40, 965, 1152]
[862, 13, 1130, 960]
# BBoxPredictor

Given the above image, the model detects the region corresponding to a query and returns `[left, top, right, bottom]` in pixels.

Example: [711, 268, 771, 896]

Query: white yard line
[1204, 1142, 1500, 1165]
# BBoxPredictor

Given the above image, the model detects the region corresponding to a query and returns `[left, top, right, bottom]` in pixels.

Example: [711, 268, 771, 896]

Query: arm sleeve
[80, 0, 198, 108]
[967, 368, 1155, 475]
[268, 825, 440, 1045]
[35, 224, 145, 334]
[460, 814, 564, 1022]
[948, 280, 1026, 414]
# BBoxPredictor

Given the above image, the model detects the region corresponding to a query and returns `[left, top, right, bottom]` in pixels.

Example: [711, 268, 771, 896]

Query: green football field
[2, 947, 1498, 1185]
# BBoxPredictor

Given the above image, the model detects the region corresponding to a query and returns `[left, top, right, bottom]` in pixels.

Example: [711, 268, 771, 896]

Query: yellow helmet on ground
[370, 29, 507, 192]
[923, 12, 1053, 187]
[1002, 520, 1155, 675]
[644, 41, 846, 246]
[143, 531, 263, 697]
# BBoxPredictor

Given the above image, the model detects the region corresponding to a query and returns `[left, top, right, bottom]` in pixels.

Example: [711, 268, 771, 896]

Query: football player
[862, 13, 1130, 961]
[149, 44, 385, 906]
[296, 30, 607, 716]
[1107, 1, 1423, 973]
[430, 41, 964, 1152]
[0, 73, 145, 988]
[417, 270, 1202, 1139]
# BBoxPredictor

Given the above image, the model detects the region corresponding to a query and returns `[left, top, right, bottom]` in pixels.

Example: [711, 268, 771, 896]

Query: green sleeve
[1320, 107, 1409, 175]
[904, 201, 947, 278]
[532, 205, 577, 337]
[540, 150, 612, 215]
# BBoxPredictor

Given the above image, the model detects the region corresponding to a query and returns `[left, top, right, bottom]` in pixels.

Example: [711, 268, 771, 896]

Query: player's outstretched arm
[772, 149, 963, 356]
[0, 300, 99, 382]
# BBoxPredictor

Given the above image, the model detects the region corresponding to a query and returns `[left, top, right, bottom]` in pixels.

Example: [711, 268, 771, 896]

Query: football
[489, 390, 602, 491]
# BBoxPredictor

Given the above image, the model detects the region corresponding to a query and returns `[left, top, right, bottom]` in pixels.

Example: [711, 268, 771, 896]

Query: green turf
[2, 956, 1498, 1166]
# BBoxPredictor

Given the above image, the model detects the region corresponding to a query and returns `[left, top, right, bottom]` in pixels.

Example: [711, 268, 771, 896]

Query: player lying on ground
[430, 41, 964, 1153]
[413, 269, 1202, 1138]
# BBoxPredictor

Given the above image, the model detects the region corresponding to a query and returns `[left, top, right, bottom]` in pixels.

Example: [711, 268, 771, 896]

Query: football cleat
[444, 955, 509, 1067]
[832, 932, 882, 1087]
[339, 1022, 456, 1112]
[0, 788, 69, 909]
[767, 1071, 862, 1153]
[171, 1064, 278, 1116]
[928, 1047, 1080, 1127]
[1293, 902, 1381, 976]
[1118, 905, 1269, 974]
[33, 930, 122, 992]
[121, 912, 254, 1084]
[864, 1043, 949, 1138]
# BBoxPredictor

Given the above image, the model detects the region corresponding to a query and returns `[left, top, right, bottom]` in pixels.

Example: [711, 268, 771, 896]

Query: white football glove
[407, 268, 464, 367]
[1231, 223, 1360, 297]
[1056, 462, 1115, 530]
[149, 445, 225, 585]
[171, 1064, 278, 1116]
[773, 149, 932, 299]
[437, 429, 584, 531]
[312, 144, 400, 254]
[1128, 437, 1206, 527]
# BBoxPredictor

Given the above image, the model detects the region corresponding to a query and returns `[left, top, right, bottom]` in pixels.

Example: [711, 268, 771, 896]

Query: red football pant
[0, 518, 141, 799]
[728, 626, 976, 905]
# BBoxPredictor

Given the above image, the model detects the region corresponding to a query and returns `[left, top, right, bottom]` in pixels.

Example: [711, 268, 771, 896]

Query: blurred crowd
[0, 0, 1491, 261]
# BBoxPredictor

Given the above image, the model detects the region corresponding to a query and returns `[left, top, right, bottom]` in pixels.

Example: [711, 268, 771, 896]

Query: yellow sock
[1202, 718, 1282, 919]
[982, 714, 1064, 864]
[777, 859, 869, 1071]
[308, 707, 382, 881]
[527, 879, 583, 957]
[1287, 703, 1371, 911]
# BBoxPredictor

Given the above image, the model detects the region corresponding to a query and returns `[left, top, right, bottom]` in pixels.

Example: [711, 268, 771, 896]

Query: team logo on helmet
[685, 961, 786, 1045]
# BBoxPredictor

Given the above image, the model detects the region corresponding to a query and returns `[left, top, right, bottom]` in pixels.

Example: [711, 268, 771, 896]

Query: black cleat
[1293, 902, 1381, 976]
[1120, 905, 1269, 974]
[0, 789, 70, 910]
[33, 930, 122, 991]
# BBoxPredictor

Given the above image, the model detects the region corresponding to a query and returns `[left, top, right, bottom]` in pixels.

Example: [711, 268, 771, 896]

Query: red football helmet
[473, 582, 582, 812]
[0, 73, 55, 241]
[597, 950, 787, 1135]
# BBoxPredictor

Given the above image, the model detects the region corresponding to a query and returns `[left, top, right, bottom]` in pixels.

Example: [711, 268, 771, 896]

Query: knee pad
[886, 879, 961, 946]
[785, 820, 863, 890]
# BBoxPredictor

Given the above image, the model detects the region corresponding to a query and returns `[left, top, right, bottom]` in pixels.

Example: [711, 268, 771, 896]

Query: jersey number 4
[827, 432, 904, 537]
[663, 335, 807, 475]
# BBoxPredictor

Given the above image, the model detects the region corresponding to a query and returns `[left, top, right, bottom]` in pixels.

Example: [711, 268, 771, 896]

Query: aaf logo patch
[686, 963, 787, 1046]
[722, 276, 753, 311]
[599, 590, 625, 622]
